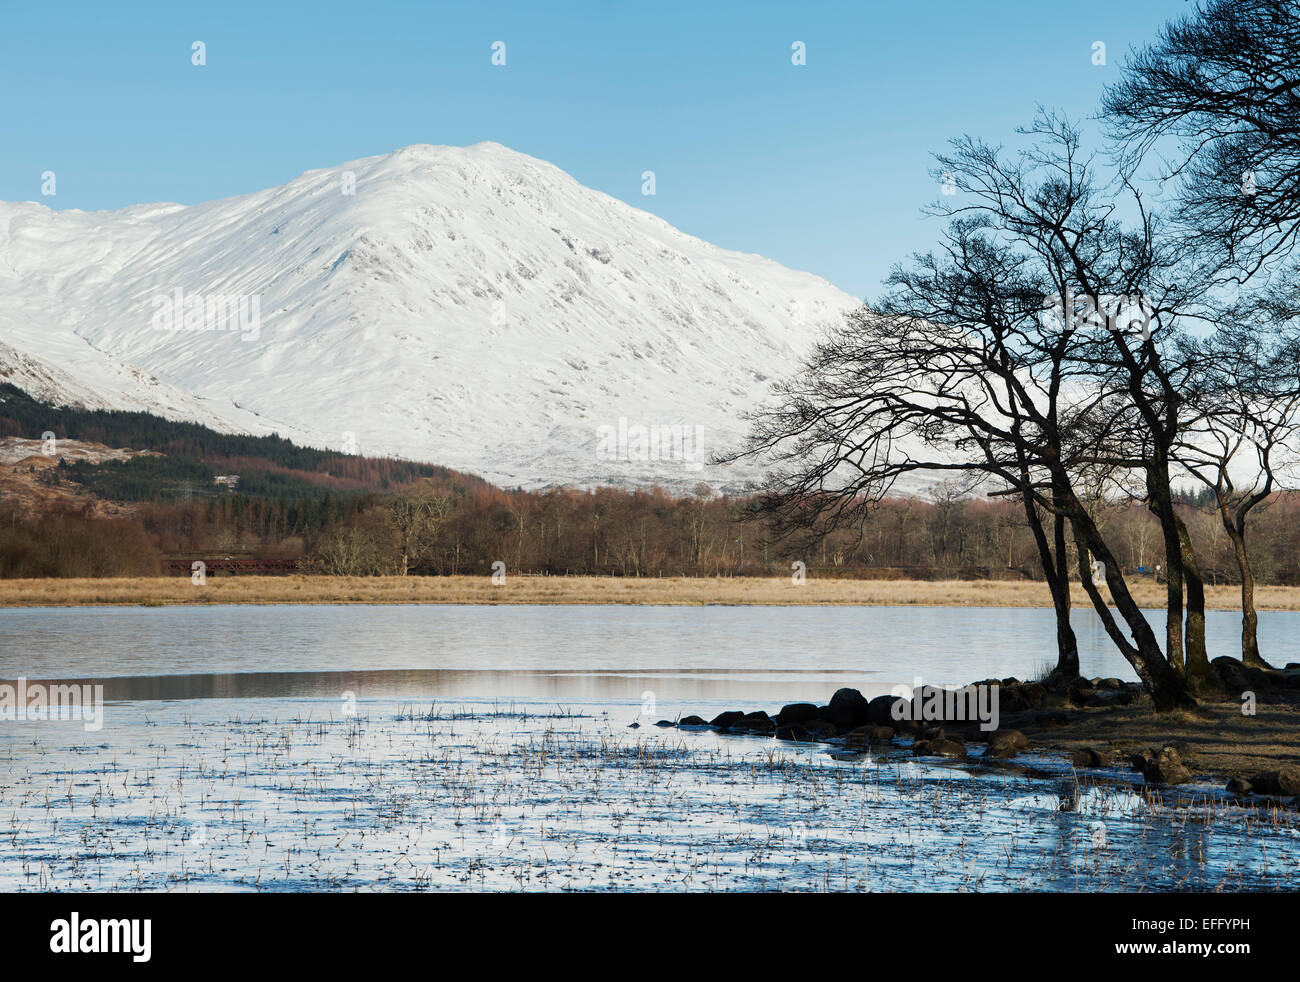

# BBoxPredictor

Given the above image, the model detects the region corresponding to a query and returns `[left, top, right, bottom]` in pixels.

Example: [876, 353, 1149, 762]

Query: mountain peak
[0, 146, 858, 490]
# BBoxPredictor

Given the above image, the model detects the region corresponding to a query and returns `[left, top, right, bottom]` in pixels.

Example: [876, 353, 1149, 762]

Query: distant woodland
[2, 384, 1298, 584]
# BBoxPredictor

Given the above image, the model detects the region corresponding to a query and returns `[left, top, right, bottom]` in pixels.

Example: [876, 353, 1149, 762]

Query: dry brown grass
[1028, 700, 1300, 781]
[2, 574, 1300, 608]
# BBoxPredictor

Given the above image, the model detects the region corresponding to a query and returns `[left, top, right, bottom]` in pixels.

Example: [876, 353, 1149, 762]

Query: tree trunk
[1065, 495, 1195, 710]
[1022, 490, 1079, 678]
[1224, 512, 1275, 670]
[1049, 576, 1080, 679]
[1147, 474, 1185, 676]
[1174, 513, 1219, 692]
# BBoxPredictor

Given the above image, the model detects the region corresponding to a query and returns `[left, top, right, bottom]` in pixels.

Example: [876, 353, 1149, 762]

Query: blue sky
[0, 0, 1189, 298]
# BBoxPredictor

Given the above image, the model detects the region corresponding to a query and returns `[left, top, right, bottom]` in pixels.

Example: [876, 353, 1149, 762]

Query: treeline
[0, 506, 161, 578]
[299, 481, 1300, 582]
[53, 455, 364, 503]
[0, 382, 488, 493]
[6, 477, 1300, 585]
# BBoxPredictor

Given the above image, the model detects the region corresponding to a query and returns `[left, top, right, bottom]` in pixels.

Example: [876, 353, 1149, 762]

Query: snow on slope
[0, 143, 859, 490]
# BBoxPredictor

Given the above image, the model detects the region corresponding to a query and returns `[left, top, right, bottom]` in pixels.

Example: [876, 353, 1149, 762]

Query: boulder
[802, 718, 837, 741]
[929, 737, 968, 758]
[844, 725, 895, 748]
[867, 694, 907, 726]
[913, 737, 966, 758]
[985, 729, 1029, 754]
[1129, 749, 1156, 772]
[823, 706, 857, 730]
[1244, 665, 1275, 690]
[997, 686, 1031, 714]
[1018, 683, 1047, 710]
[1085, 688, 1134, 708]
[776, 724, 809, 742]
[737, 711, 775, 734]
[1143, 746, 1194, 786]
[1212, 656, 1250, 694]
[1249, 767, 1300, 797]
[773, 703, 821, 727]
[842, 727, 870, 748]
[828, 688, 871, 727]
[1071, 747, 1108, 768]
[1040, 672, 1073, 695]
[709, 711, 746, 729]
[1225, 777, 1253, 796]
[678, 715, 709, 727]
[1067, 678, 1097, 706]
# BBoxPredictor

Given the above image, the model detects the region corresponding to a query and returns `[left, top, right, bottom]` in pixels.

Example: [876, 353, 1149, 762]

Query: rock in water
[866, 694, 906, 725]
[1143, 746, 1193, 786]
[802, 718, 837, 741]
[828, 688, 871, 727]
[1129, 749, 1155, 772]
[1071, 747, 1108, 768]
[912, 737, 966, 758]
[773, 703, 821, 727]
[1225, 777, 1253, 796]
[1250, 767, 1300, 796]
[985, 729, 1029, 754]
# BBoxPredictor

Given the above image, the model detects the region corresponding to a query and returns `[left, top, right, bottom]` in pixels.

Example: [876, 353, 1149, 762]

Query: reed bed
[3, 699, 1295, 892]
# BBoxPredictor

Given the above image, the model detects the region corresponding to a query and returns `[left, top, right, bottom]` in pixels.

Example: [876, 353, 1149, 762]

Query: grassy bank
[3, 574, 1300, 608]
[1025, 699, 1300, 786]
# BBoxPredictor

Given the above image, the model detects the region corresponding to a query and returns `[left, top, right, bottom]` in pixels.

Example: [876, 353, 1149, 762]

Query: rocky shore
[656, 655, 1300, 807]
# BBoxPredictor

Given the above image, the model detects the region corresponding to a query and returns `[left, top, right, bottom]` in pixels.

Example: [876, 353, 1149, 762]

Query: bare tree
[1103, 0, 1300, 685]
[1104, 0, 1300, 279]
[736, 111, 1298, 705]
[1178, 308, 1300, 668]
[926, 116, 1220, 700]
[385, 482, 455, 575]
[727, 117, 1213, 705]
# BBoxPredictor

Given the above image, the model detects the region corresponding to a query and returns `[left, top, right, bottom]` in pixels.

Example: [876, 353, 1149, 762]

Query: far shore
[2, 574, 1300, 609]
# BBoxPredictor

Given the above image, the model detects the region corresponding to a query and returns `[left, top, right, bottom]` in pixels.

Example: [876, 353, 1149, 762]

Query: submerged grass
[2, 699, 1296, 892]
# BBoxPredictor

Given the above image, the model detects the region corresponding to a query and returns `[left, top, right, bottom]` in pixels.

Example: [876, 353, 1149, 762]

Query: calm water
[2, 604, 1298, 892]
[2, 603, 1298, 706]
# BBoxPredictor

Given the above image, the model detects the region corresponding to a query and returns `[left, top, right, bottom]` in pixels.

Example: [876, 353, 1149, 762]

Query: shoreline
[5, 574, 1300, 609]
[4, 575, 1294, 801]
[671, 680, 1300, 800]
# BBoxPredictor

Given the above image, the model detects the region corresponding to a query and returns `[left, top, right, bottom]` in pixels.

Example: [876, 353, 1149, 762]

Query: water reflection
[3, 604, 1298, 689]
[0, 667, 893, 707]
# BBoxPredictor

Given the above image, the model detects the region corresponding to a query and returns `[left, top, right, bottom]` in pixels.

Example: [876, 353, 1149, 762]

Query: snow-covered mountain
[0, 143, 859, 490]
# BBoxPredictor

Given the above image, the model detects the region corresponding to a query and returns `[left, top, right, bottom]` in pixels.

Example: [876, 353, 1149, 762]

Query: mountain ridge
[0, 142, 860, 490]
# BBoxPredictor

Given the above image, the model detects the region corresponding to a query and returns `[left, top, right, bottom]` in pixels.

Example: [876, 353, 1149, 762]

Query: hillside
[0, 143, 859, 491]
